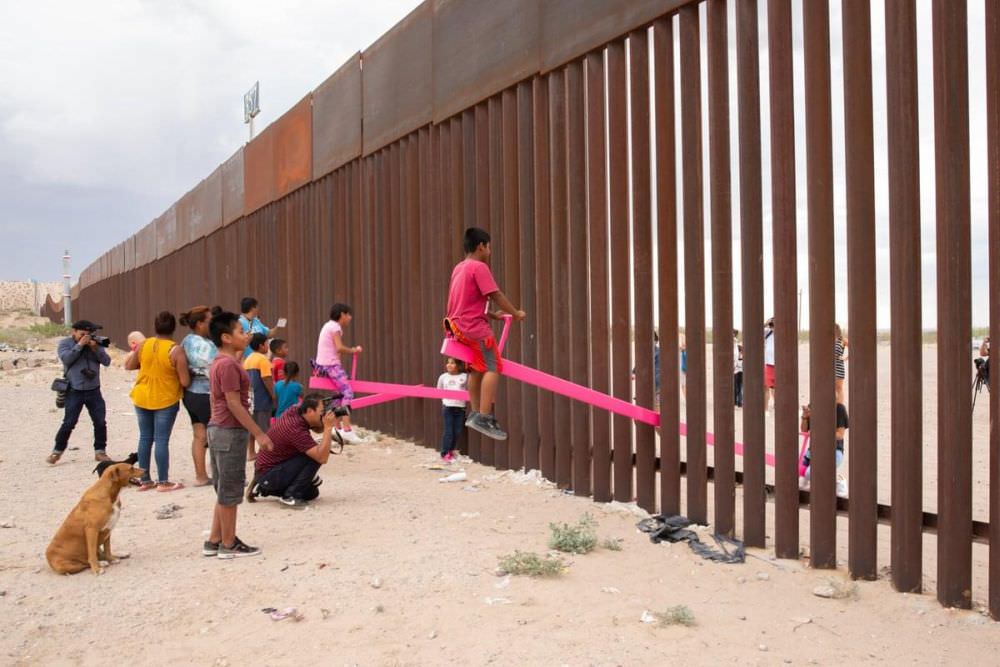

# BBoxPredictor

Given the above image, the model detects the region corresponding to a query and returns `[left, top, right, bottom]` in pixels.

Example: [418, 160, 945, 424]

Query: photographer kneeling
[49, 320, 112, 465]
[247, 394, 338, 508]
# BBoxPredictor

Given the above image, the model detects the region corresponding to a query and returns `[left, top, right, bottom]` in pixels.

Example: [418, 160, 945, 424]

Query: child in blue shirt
[275, 361, 303, 418]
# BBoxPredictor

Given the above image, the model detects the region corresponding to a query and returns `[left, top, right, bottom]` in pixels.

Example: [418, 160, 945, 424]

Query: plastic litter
[262, 607, 304, 622]
[439, 471, 467, 483]
[637, 514, 745, 564]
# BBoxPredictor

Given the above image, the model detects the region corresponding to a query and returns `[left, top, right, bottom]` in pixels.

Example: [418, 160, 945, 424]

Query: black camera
[90, 335, 111, 347]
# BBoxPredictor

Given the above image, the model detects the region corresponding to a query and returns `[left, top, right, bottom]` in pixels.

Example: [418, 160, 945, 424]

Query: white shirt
[764, 328, 775, 365]
[437, 372, 468, 408]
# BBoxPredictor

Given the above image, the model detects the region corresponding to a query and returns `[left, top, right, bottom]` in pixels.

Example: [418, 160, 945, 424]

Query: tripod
[972, 357, 990, 410]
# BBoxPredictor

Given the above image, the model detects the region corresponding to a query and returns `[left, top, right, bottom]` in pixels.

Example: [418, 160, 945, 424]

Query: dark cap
[71, 320, 102, 332]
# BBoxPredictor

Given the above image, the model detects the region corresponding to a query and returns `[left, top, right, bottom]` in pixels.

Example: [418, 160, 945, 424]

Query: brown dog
[46, 462, 145, 575]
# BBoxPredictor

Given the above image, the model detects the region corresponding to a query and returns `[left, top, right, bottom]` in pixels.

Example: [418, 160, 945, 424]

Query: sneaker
[468, 413, 508, 441]
[94, 450, 111, 462]
[464, 411, 479, 427]
[46, 451, 62, 465]
[836, 476, 849, 498]
[202, 540, 221, 557]
[279, 497, 309, 509]
[246, 475, 261, 503]
[442, 451, 455, 463]
[217, 537, 261, 559]
[338, 428, 364, 444]
[312, 475, 323, 488]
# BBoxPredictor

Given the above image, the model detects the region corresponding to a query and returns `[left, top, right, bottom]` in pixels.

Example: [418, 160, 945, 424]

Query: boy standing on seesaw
[444, 227, 525, 441]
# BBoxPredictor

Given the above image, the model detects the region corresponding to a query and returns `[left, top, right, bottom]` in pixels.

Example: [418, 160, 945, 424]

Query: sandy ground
[1, 349, 999, 665]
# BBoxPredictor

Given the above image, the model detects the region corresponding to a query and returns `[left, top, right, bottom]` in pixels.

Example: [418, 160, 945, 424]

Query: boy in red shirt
[444, 227, 525, 440]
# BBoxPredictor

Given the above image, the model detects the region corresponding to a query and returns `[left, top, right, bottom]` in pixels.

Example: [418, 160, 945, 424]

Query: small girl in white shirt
[437, 357, 468, 461]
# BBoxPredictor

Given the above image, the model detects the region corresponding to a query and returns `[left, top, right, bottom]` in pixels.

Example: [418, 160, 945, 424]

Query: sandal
[156, 482, 185, 492]
[192, 478, 213, 487]
[46, 452, 62, 465]
[137, 481, 157, 491]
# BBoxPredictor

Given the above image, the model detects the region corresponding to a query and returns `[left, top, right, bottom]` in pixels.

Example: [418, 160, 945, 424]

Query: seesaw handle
[498, 314, 513, 353]
[351, 349, 359, 381]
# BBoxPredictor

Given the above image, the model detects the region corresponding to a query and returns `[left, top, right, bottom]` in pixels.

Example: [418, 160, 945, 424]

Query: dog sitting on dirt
[46, 454, 144, 575]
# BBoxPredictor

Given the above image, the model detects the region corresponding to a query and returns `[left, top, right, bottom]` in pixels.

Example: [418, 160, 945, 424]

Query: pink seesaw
[311, 315, 809, 471]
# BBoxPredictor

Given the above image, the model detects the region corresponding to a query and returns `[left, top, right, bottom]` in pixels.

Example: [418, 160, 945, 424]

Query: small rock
[737, 615, 746, 621]
[485, 597, 512, 606]
[320, 608, 331, 619]
[213, 659, 230, 667]
[601, 587, 621, 594]
[756, 572, 770, 581]
[428, 631, 437, 639]
[639, 610, 656, 624]
[813, 585, 836, 599]
[0, 518, 14, 529]
[758, 644, 768, 652]
[737, 576, 747, 584]
[370, 576, 383, 589]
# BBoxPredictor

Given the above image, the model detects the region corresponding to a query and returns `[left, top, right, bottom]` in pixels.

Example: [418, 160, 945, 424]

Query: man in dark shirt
[248, 394, 338, 508]
[49, 320, 112, 465]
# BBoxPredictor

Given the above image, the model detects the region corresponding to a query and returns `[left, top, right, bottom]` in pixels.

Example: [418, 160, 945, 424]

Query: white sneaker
[338, 428, 364, 444]
[836, 476, 848, 498]
[799, 476, 810, 492]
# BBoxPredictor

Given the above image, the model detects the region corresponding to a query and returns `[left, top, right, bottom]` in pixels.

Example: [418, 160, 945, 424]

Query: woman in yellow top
[125, 311, 191, 491]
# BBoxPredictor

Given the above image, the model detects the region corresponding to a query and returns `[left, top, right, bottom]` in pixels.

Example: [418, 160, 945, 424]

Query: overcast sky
[0, 1, 990, 328]
[0, 0, 417, 282]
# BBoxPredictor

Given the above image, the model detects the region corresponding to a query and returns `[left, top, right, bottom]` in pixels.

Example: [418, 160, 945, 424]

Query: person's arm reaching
[225, 391, 273, 450]
[58, 337, 84, 367]
[487, 290, 526, 321]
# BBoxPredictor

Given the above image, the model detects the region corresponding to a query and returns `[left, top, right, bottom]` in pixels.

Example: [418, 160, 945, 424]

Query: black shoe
[279, 497, 309, 509]
[246, 475, 261, 503]
[217, 537, 261, 559]
[312, 475, 323, 488]
[468, 413, 508, 441]
[464, 411, 479, 427]
[202, 540, 220, 557]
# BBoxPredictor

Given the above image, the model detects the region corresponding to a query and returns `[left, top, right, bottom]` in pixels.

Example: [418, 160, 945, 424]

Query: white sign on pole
[244, 81, 260, 124]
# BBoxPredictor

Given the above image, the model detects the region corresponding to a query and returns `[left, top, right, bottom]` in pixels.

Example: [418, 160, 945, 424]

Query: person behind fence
[125, 311, 190, 491]
[204, 310, 273, 559]
[243, 333, 276, 461]
[238, 296, 283, 359]
[799, 402, 849, 498]
[444, 227, 526, 441]
[834, 323, 849, 404]
[270, 338, 289, 383]
[437, 357, 468, 462]
[733, 329, 744, 408]
[976, 335, 990, 386]
[763, 317, 775, 410]
[180, 305, 219, 487]
[275, 361, 303, 418]
[49, 320, 112, 465]
[247, 394, 336, 508]
[313, 302, 364, 444]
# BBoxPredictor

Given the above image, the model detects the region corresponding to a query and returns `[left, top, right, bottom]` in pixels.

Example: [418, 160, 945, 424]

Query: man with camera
[246, 393, 340, 508]
[48, 320, 112, 465]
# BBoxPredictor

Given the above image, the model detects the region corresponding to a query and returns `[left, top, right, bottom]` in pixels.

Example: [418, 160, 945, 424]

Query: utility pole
[62, 249, 72, 326]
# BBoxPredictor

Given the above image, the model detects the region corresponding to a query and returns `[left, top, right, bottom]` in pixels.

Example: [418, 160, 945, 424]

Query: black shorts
[183, 390, 211, 426]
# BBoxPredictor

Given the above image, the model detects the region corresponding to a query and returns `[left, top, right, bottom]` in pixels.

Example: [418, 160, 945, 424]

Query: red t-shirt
[255, 409, 318, 475]
[446, 258, 499, 341]
[209, 353, 250, 429]
[272, 357, 286, 382]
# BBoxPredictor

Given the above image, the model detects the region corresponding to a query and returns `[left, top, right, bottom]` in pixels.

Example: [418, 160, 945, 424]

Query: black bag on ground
[637, 514, 746, 564]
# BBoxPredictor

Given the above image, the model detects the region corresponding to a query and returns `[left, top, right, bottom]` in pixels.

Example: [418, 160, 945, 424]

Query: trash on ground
[637, 514, 745, 564]
[439, 471, 467, 483]
[262, 607, 304, 622]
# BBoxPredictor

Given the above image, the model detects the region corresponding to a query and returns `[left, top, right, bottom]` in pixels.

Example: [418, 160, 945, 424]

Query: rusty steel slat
[372, 152, 386, 431]
[736, 0, 766, 547]
[420, 127, 436, 450]
[804, 0, 837, 569]
[472, 102, 491, 464]
[841, 0, 878, 581]
[361, 1, 433, 155]
[389, 142, 403, 436]
[680, 7, 707, 523]
[533, 75, 556, 481]
[403, 136, 420, 443]
[608, 39, 632, 503]
[586, 50, 612, 503]
[707, 0, 735, 535]
[548, 69, 571, 488]
[885, 0, 923, 594]
[244, 126, 276, 216]
[501, 88, 524, 472]
[462, 109, 477, 233]
[933, 0, 973, 609]
[629, 30, 656, 513]
[653, 19, 681, 516]
[517, 80, 540, 473]
[988, 0, 1000, 620]
[432, 0, 539, 123]
[768, 0, 800, 558]
[313, 54, 363, 179]
[221, 148, 244, 227]
[450, 117, 471, 455]
[489, 95, 506, 469]
[566, 59, 591, 497]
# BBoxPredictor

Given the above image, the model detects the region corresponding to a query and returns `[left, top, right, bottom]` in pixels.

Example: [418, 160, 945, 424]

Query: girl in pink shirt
[313, 303, 364, 444]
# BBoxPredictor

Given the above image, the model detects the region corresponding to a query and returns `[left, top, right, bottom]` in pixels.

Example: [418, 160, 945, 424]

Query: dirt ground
[1, 341, 999, 666]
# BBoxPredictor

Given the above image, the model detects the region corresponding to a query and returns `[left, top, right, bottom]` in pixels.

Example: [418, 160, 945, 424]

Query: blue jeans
[135, 402, 180, 483]
[441, 406, 466, 455]
[54, 388, 107, 452]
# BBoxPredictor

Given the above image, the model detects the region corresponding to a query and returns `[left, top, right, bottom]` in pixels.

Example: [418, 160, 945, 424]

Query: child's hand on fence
[513, 310, 526, 321]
